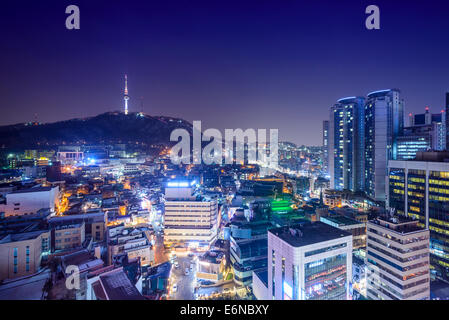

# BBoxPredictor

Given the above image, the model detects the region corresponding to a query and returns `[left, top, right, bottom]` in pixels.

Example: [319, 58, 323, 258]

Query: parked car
[172, 284, 178, 292]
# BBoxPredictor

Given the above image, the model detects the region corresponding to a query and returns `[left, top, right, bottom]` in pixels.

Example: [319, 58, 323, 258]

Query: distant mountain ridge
[0, 112, 193, 149]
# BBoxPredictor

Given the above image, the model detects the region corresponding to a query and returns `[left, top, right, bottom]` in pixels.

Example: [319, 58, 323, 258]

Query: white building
[253, 222, 353, 300]
[366, 215, 430, 300]
[57, 148, 84, 165]
[163, 182, 218, 246]
[0, 186, 60, 217]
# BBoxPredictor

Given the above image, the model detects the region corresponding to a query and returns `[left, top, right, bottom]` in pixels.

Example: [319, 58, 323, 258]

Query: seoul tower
[124, 74, 129, 115]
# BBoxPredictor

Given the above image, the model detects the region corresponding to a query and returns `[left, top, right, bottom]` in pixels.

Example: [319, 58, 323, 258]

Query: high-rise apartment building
[365, 89, 404, 201]
[445, 93, 449, 150]
[388, 152, 449, 281]
[366, 215, 430, 300]
[329, 97, 365, 192]
[322, 120, 329, 174]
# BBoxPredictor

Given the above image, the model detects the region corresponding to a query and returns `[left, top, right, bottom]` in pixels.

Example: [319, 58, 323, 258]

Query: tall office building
[329, 97, 365, 192]
[322, 120, 329, 174]
[365, 89, 404, 201]
[446, 93, 449, 150]
[388, 152, 449, 281]
[253, 222, 353, 300]
[366, 215, 430, 300]
[163, 181, 218, 247]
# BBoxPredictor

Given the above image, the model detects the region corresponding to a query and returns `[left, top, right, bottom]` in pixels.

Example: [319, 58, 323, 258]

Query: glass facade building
[388, 158, 449, 281]
[329, 97, 365, 192]
[396, 136, 431, 160]
[229, 220, 272, 285]
[322, 120, 329, 174]
[365, 89, 404, 201]
[304, 253, 348, 300]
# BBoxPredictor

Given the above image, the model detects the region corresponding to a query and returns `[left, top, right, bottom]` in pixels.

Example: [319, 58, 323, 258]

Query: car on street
[185, 268, 190, 276]
[172, 283, 178, 292]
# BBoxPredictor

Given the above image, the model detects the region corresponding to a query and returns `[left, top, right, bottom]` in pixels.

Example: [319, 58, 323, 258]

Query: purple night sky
[1, 0, 449, 145]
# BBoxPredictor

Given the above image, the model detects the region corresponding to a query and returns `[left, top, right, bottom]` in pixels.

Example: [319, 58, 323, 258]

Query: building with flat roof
[320, 215, 366, 249]
[229, 219, 272, 285]
[0, 229, 50, 281]
[366, 215, 430, 300]
[163, 182, 218, 246]
[48, 211, 106, 242]
[196, 250, 226, 282]
[107, 225, 154, 266]
[0, 186, 60, 217]
[253, 222, 353, 300]
[388, 154, 449, 281]
[53, 222, 85, 251]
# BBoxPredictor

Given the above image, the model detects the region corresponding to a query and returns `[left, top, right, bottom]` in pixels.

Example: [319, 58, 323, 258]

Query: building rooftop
[370, 214, 425, 234]
[268, 222, 351, 247]
[61, 249, 104, 273]
[10, 186, 54, 194]
[0, 229, 49, 244]
[97, 268, 145, 300]
[199, 250, 224, 264]
[321, 215, 362, 226]
[55, 222, 84, 230]
[414, 151, 449, 162]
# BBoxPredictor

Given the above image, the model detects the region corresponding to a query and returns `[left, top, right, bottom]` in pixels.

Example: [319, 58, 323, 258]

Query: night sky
[1, 0, 449, 145]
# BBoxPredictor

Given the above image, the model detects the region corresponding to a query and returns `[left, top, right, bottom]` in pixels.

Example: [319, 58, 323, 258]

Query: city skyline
[2, 0, 449, 146]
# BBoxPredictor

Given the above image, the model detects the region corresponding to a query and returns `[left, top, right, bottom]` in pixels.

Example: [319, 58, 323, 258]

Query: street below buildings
[169, 254, 197, 300]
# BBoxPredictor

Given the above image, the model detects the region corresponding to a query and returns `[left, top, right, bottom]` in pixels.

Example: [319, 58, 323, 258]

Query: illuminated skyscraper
[124, 74, 129, 115]
[329, 97, 365, 192]
[388, 152, 449, 282]
[364, 89, 404, 201]
[446, 93, 449, 150]
[322, 120, 329, 174]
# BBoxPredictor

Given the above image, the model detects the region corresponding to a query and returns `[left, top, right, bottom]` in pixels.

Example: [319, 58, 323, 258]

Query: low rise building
[196, 250, 226, 282]
[107, 225, 154, 266]
[53, 222, 85, 251]
[320, 215, 366, 249]
[0, 229, 51, 281]
[0, 186, 60, 217]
